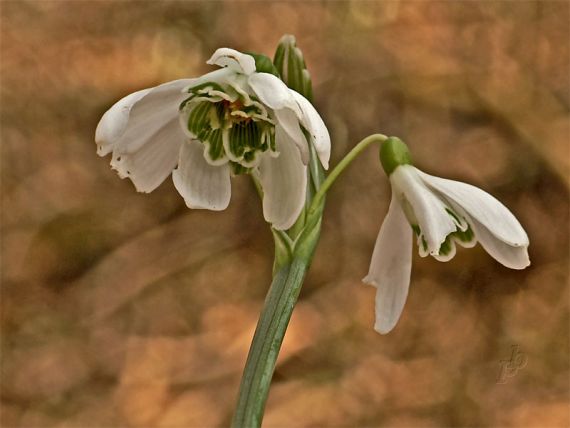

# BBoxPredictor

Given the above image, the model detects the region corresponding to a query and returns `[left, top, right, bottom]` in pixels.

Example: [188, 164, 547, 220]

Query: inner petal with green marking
[179, 82, 276, 174]
[410, 206, 477, 261]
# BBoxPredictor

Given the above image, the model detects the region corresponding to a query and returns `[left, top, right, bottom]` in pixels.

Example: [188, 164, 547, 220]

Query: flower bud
[273, 34, 313, 101]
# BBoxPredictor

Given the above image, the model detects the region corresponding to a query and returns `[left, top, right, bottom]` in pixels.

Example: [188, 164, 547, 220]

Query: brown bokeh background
[2, 1, 569, 427]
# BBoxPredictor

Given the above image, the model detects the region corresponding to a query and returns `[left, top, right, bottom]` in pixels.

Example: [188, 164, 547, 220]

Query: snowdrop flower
[363, 137, 530, 334]
[95, 48, 330, 230]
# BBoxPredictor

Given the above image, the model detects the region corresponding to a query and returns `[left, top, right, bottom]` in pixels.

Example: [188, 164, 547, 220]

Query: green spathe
[246, 52, 280, 77]
[380, 137, 412, 176]
[273, 34, 313, 102]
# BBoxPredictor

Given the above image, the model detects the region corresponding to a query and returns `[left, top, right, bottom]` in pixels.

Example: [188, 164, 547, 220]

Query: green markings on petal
[187, 81, 226, 94]
[180, 80, 277, 171]
[266, 129, 277, 152]
[234, 122, 274, 166]
[180, 82, 233, 110]
[445, 208, 469, 231]
[200, 128, 226, 165]
[444, 208, 476, 248]
[187, 102, 213, 136]
[432, 234, 457, 262]
[411, 215, 477, 261]
[221, 119, 274, 170]
[213, 102, 226, 128]
[228, 124, 245, 157]
[380, 137, 413, 176]
[411, 224, 429, 257]
[411, 224, 421, 236]
[228, 121, 259, 157]
[439, 236, 454, 256]
[452, 225, 476, 247]
[434, 223, 476, 261]
[445, 207, 461, 224]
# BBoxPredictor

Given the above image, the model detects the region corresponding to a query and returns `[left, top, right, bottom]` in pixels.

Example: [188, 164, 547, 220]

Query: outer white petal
[469, 217, 530, 269]
[172, 140, 231, 211]
[95, 88, 151, 156]
[289, 90, 331, 169]
[110, 116, 182, 193]
[182, 67, 238, 92]
[206, 48, 256, 75]
[273, 108, 309, 165]
[258, 125, 307, 230]
[363, 193, 413, 334]
[391, 166, 457, 255]
[113, 79, 192, 154]
[417, 170, 529, 247]
[247, 73, 301, 116]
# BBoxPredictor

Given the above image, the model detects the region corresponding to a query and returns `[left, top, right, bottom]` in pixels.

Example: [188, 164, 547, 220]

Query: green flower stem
[231, 257, 310, 428]
[308, 133, 388, 218]
[233, 133, 387, 427]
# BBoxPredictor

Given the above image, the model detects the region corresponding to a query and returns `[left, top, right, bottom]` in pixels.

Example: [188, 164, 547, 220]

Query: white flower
[363, 138, 530, 334]
[95, 48, 330, 230]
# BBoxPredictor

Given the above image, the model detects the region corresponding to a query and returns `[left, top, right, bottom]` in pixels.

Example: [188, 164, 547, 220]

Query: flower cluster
[96, 48, 330, 230]
[96, 46, 530, 337]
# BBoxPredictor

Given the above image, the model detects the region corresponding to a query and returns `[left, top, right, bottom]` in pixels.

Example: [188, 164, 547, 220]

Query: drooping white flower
[363, 137, 530, 334]
[95, 48, 330, 230]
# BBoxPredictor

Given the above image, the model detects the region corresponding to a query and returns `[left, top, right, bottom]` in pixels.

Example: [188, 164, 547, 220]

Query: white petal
[110, 116, 182, 192]
[289, 90, 331, 169]
[259, 125, 307, 230]
[206, 48, 256, 75]
[182, 67, 237, 92]
[417, 171, 529, 247]
[247, 73, 301, 115]
[391, 166, 457, 255]
[172, 140, 231, 211]
[470, 217, 530, 269]
[363, 194, 413, 334]
[113, 79, 192, 154]
[95, 88, 151, 156]
[103, 79, 191, 192]
[431, 239, 457, 262]
[273, 108, 309, 165]
[226, 73, 259, 106]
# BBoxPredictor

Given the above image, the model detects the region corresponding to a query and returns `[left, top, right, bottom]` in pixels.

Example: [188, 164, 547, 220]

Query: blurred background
[1, 1, 569, 427]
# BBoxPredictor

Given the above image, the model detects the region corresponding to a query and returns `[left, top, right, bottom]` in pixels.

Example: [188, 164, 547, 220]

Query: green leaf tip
[379, 137, 412, 176]
[245, 52, 280, 77]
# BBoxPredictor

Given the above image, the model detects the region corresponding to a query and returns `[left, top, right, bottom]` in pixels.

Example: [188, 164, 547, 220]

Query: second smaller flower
[364, 137, 530, 334]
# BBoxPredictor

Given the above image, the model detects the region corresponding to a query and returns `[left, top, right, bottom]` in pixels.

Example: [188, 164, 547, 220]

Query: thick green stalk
[232, 134, 386, 427]
[231, 257, 311, 428]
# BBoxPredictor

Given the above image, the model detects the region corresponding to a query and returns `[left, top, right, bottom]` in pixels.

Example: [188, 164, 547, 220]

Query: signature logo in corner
[497, 344, 527, 384]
